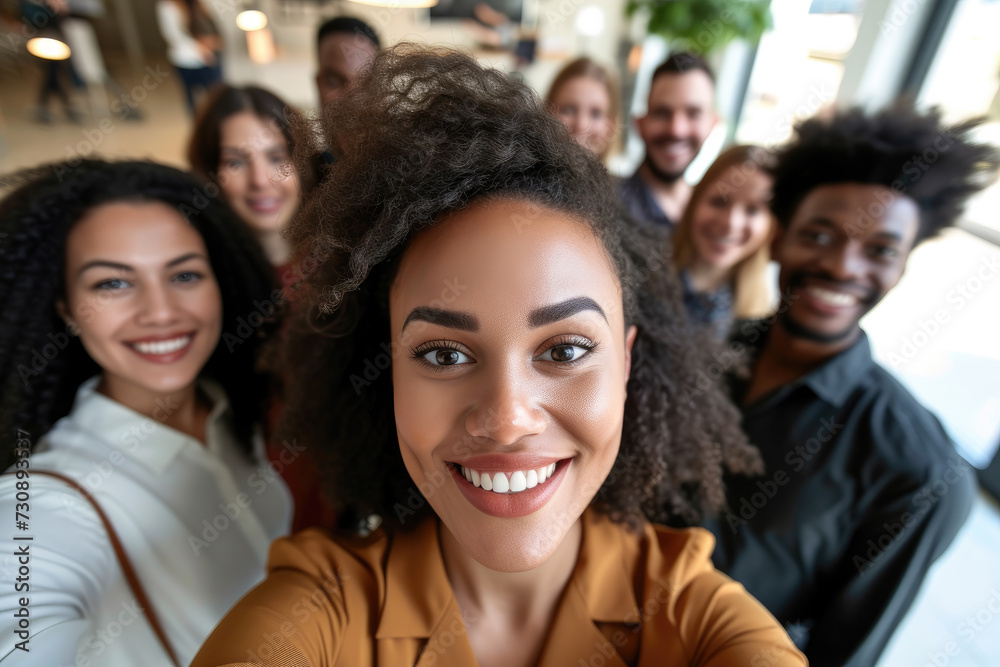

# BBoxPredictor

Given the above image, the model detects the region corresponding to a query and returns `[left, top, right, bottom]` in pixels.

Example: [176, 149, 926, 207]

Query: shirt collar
[622, 169, 673, 229]
[375, 508, 639, 640]
[67, 375, 231, 474]
[376, 518, 453, 639]
[734, 319, 875, 409]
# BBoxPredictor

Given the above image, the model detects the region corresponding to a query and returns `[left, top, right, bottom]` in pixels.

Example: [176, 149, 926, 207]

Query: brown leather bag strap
[16, 470, 182, 667]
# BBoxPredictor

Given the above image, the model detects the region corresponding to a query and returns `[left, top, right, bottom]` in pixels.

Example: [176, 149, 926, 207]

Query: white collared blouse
[0, 376, 292, 666]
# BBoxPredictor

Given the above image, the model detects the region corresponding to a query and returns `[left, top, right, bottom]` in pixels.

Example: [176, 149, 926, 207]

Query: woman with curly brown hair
[192, 45, 805, 667]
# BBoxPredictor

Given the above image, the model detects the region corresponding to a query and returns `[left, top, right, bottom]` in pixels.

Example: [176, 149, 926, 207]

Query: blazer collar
[375, 510, 640, 664]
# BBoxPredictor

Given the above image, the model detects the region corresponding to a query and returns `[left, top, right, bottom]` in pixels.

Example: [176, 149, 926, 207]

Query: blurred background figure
[187, 84, 315, 275]
[314, 16, 378, 107]
[671, 144, 775, 338]
[22, 0, 83, 123]
[188, 84, 333, 532]
[621, 51, 718, 231]
[545, 57, 618, 162]
[156, 0, 222, 114]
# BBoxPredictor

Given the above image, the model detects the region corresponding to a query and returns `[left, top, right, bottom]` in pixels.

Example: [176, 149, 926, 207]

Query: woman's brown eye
[436, 349, 461, 365]
[550, 345, 576, 362]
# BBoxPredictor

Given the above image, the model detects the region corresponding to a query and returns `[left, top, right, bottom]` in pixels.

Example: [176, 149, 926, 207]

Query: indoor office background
[1, 0, 998, 665]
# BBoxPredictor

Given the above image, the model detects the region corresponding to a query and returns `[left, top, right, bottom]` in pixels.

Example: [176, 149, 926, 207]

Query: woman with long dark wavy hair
[192, 45, 805, 666]
[0, 160, 291, 665]
[188, 84, 332, 531]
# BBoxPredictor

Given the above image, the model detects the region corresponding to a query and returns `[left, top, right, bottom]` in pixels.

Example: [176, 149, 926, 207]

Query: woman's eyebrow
[402, 306, 479, 332]
[401, 297, 607, 333]
[529, 297, 606, 328]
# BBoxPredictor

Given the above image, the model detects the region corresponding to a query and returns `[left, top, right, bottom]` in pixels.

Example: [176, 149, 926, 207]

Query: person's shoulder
[640, 522, 807, 664]
[855, 364, 963, 466]
[643, 522, 721, 595]
[269, 525, 389, 573]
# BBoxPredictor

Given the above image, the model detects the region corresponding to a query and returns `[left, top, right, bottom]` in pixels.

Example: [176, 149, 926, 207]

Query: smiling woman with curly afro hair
[192, 44, 805, 667]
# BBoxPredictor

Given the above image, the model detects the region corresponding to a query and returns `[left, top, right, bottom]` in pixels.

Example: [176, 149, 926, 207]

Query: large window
[734, 0, 867, 146]
[917, 0, 1000, 236]
[862, 0, 1000, 468]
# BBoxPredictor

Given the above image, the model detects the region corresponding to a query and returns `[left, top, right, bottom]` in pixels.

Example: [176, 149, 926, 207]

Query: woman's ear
[623, 325, 638, 385]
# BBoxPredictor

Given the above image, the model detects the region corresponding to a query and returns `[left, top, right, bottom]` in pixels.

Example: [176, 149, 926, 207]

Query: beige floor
[0, 56, 194, 176]
[3, 50, 1000, 667]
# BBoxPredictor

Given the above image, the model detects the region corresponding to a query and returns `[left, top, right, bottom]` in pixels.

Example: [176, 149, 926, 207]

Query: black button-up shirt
[705, 319, 975, 667]
[619, 170, 675, 232]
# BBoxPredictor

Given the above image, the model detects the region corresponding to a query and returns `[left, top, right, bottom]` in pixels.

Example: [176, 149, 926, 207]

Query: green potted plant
[626, 0, 772, 55]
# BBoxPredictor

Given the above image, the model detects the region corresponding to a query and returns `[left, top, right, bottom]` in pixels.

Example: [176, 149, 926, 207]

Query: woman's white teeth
[492, 473, 509, 493]
[131, 336, 191, 355]
[461, 463, 557, 494]
[509, 471, 527, 492]
[809, 287, 858, 307]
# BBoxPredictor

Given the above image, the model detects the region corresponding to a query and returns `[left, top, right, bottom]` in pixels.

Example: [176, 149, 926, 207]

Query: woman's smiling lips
[123, 332, 196, 363]
[247, 197, 283, 214]
[448, 454, 572, 518]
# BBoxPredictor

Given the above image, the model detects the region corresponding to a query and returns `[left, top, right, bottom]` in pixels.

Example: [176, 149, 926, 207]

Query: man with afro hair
[704, 101, 999, 667]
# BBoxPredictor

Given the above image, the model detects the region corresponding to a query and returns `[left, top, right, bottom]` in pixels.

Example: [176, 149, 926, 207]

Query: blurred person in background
[187, 84, 333, 532]
[156, 0, 222, 114]
[0, 159, 291, 665]
[621, 52, 717, 231]
[22, 0, 83, 124]
[187, 84, 318, 283]
[671, 145, 776, 339]
[545, 57, 619, 162]
[315, 16, 379, 107]
[704, 103, 1000, 666]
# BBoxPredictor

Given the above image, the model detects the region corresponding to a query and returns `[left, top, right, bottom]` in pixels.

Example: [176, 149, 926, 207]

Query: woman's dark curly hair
[0, 159, 279, 468]
[279, 45, 761, 530]
[771, 100, 1000, 245]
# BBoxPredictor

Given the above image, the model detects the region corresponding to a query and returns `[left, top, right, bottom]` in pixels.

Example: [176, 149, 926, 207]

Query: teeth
[492, 473, 509, 493]
[459, 463, 560, 495]
[131, 336, 191, 355]
[509, 471, 526, 492]
[809, 287, 858, 307]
